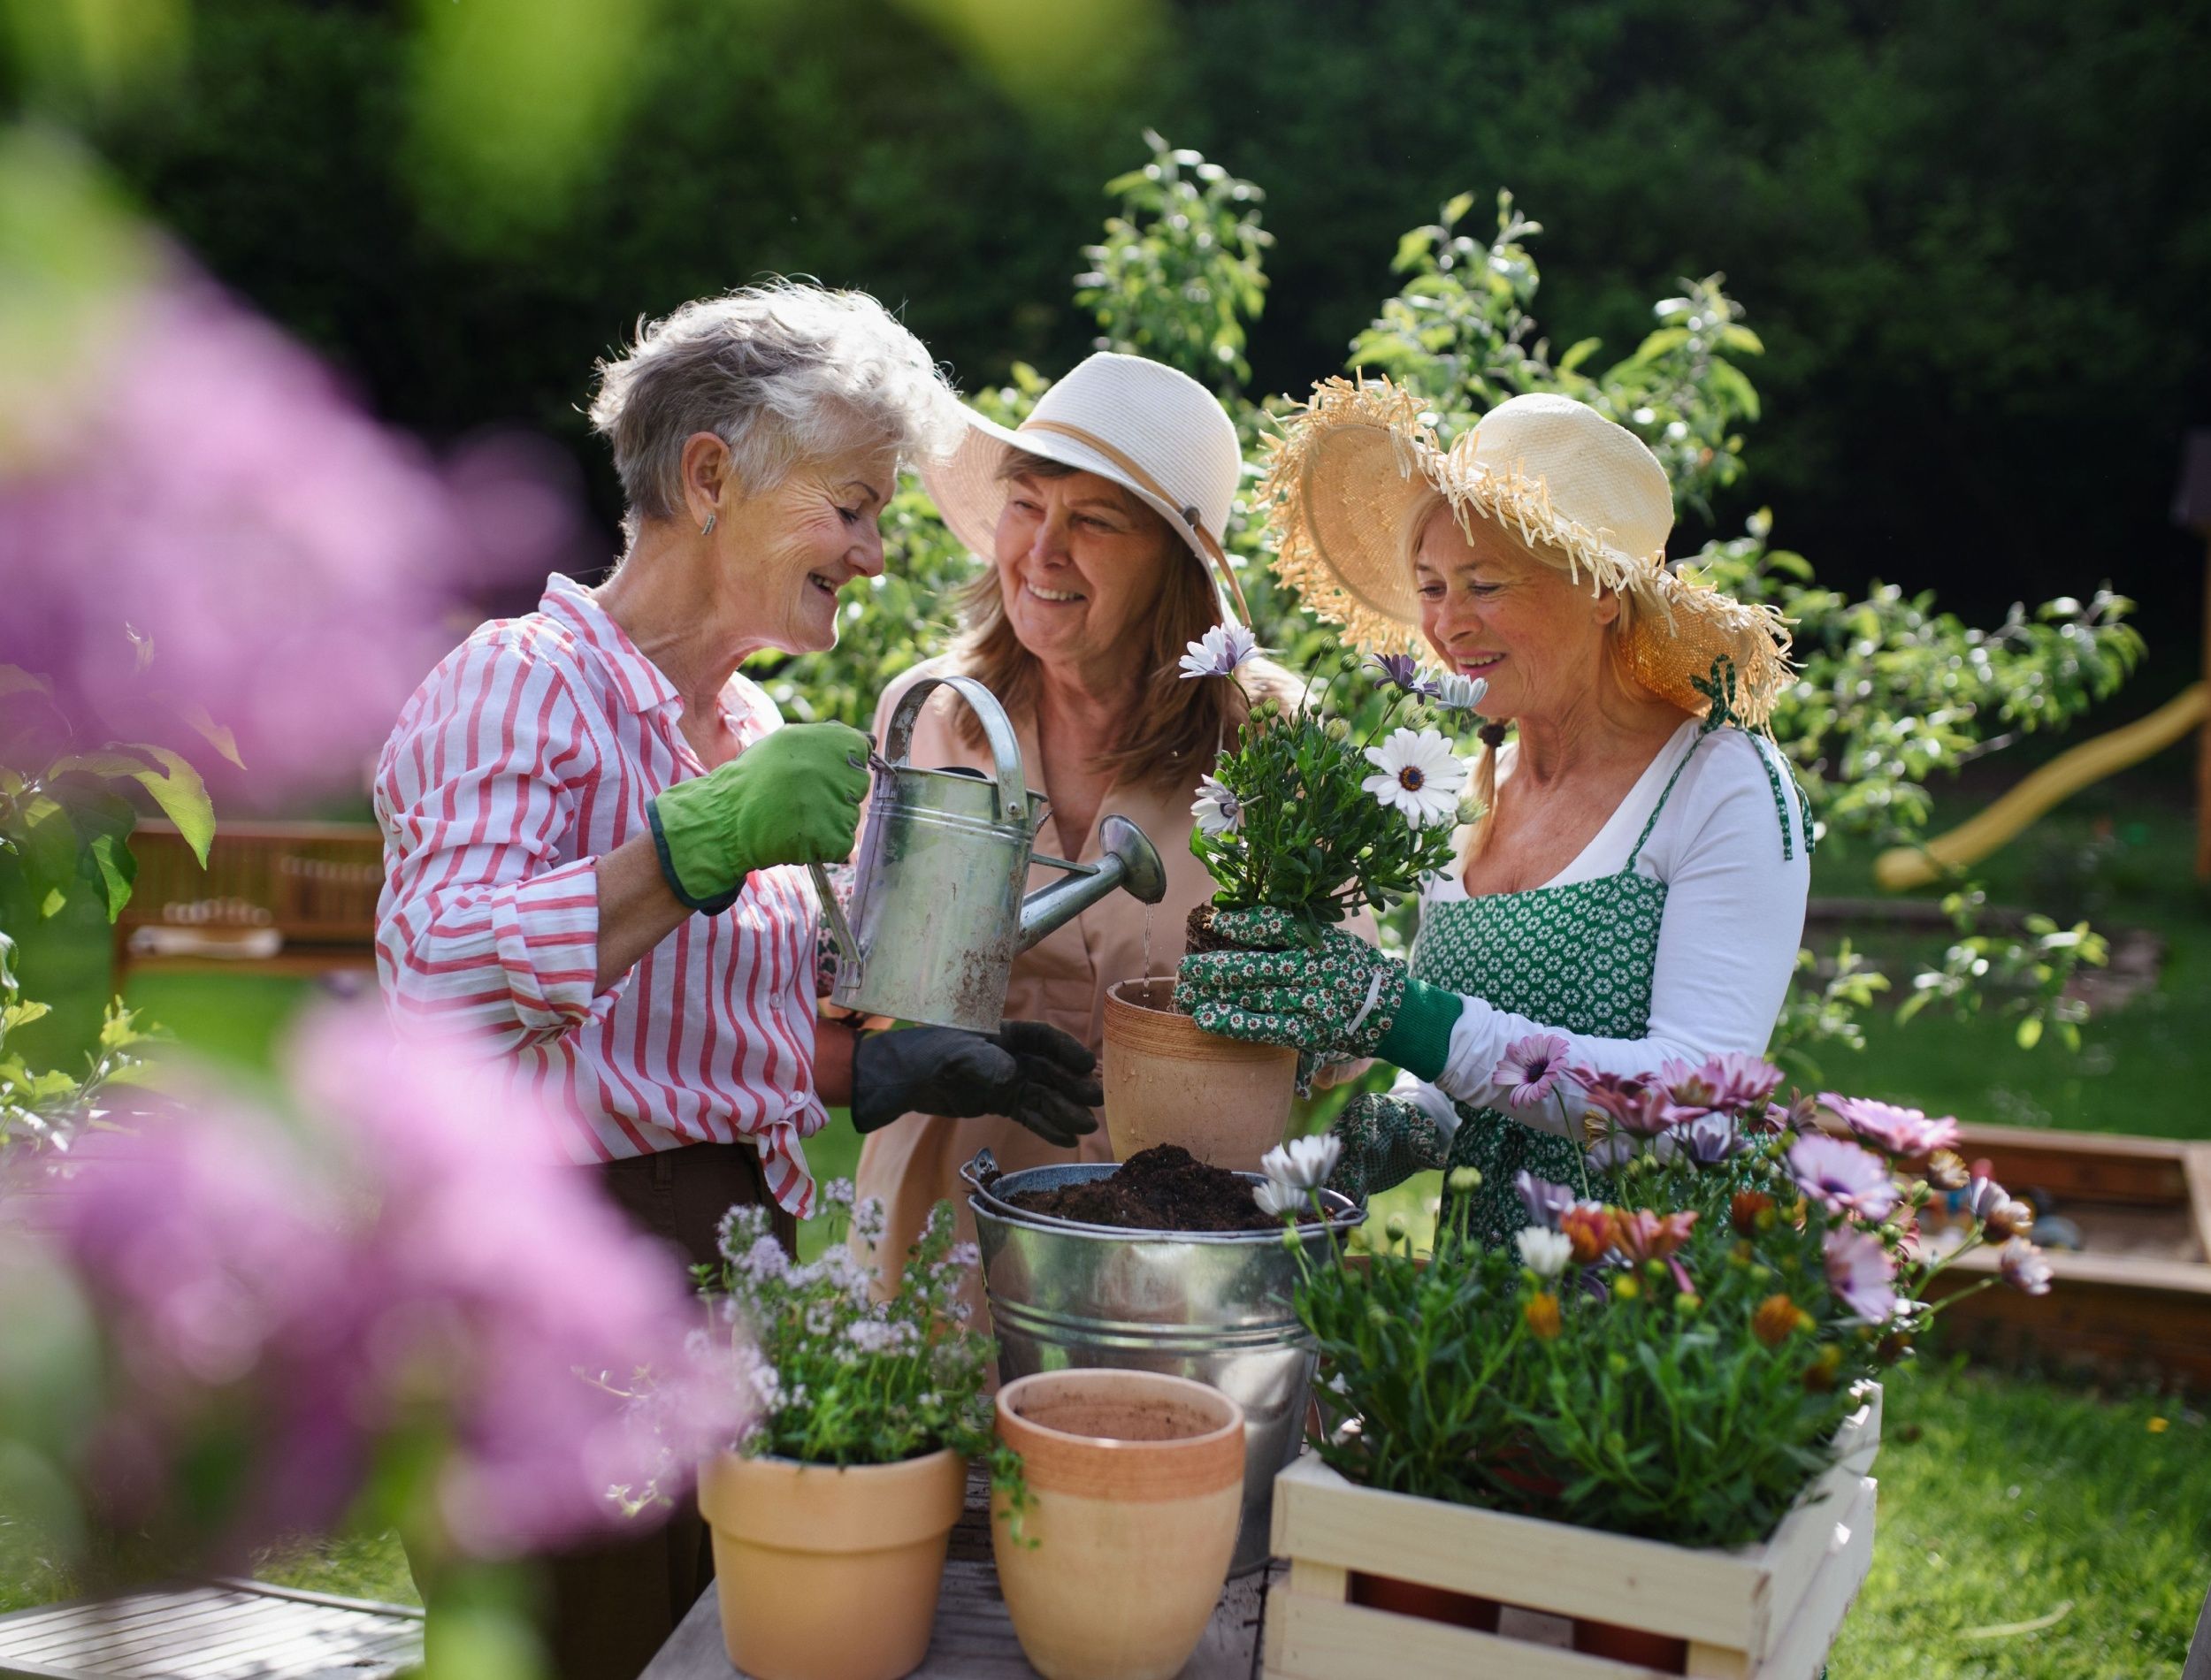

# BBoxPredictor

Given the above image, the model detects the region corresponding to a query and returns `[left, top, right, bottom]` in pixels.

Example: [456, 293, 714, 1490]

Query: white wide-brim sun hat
[1262, 377, 1794, 727]
[922, 351, 1251, 623]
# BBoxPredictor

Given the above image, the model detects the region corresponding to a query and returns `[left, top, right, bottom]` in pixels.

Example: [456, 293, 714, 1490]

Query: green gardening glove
[647, 722, 871, 914]
[1327, 1092, 1451, 1203]
[1174, 905, 1464, 1081]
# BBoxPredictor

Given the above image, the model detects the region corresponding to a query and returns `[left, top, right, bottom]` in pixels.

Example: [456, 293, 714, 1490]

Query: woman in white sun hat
[1176, 378, 1813, 1250]
[852, 352, 1370, 1308]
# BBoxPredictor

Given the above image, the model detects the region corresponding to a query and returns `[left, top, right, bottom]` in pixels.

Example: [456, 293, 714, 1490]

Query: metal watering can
[807, 675, 1167, 1033]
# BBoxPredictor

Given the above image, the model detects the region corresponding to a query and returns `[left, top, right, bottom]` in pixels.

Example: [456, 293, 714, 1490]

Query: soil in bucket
[998, 1144, 1280, 1233]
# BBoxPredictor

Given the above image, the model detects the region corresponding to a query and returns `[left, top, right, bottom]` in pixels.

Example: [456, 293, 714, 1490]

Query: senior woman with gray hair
[373, 283, 1099, 1680]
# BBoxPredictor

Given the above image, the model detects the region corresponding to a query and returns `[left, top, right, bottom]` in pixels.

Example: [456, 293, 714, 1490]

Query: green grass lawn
[4, 758, 2207, 1669]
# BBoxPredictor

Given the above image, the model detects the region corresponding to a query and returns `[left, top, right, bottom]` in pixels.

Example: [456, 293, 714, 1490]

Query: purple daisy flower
[1821, 1094, 1962, 1161]
[1788, 1134, 1902, 1222]
[1823, 1226, 1899, 1325]
[1681, 1111, 1748, 1167]
[1574, 1067, 1676, 1138]
[1514, 1170, 1576, 1232]
[1495, 1035, 1572, 1111]
[1999, 1239, 2054, 1296]
[1367, 652, 1440, 697]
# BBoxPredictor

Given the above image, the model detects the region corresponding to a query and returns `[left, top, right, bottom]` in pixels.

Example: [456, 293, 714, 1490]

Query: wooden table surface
[641, 1470, 1278, 1680]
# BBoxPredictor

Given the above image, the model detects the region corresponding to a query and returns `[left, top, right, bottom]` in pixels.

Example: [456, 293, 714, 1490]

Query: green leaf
[39, 887, 65, 919]
[2015, 1016, 2044, 1050]
[83, 830, 135, 921]
[55, 743, 215, 864]
[1557, 336, 1603, 374]
[174, 702, 247, 770]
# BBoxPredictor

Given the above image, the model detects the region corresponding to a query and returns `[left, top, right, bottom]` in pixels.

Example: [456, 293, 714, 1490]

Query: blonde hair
[1402, 489, 1680, 862]
[949, 450, 1244, 788]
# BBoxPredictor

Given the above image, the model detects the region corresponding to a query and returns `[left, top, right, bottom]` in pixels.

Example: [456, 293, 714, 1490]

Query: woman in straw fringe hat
[1175, 379, 1813, 1249]
[852, 352, 1371, 1316]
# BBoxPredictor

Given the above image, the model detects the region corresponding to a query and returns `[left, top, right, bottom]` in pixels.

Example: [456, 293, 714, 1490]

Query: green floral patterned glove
[1174, 905, 1463, 1079]
[1327, 1092, 1451, 1202]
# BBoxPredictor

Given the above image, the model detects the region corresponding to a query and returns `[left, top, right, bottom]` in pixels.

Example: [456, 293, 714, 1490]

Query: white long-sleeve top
[1396, 720, 1811, 1134]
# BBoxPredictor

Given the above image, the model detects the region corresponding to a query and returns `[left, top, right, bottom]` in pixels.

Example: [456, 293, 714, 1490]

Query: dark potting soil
[1001, 1144, 1279, 1233]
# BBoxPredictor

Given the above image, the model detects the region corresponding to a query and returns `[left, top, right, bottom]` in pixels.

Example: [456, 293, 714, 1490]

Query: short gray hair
[589, 282, 960, 539]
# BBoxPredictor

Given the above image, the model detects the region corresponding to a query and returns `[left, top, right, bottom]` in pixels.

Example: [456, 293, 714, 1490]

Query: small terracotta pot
[696, 1447, 966, 1680]
[1101, 977, 1298, 1171]
[1349, 1571, 1502, 1631]
[992, 1370, 1246, 1680]
[1572, 1615, 1689, 1672]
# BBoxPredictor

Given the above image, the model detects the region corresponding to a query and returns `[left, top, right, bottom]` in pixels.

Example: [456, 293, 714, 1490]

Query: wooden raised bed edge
[1265, 1389, 1879, 1680]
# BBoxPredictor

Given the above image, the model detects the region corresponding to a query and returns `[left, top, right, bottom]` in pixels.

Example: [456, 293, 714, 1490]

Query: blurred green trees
[45, 0, 2207, 625]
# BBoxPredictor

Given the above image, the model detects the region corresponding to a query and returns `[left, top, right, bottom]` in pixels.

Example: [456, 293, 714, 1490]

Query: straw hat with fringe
[1261, 378, 1793, 728]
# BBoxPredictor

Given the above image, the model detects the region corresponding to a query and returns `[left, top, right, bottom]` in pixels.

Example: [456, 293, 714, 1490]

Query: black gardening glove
[849, 1021, 1102, 1147]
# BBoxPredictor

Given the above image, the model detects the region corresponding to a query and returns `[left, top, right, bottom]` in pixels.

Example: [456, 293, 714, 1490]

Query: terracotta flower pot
[992, 1369, 1246, 1680]
[1101, 977, 1298, 1171]
[1572, 1614, 1690, 1672]
[1349, 1571, 1502, 1631]
[695, 1447, 966, 1680]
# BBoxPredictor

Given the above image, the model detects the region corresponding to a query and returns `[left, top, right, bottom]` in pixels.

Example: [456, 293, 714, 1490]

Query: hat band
[1017, 417, 1251, 624]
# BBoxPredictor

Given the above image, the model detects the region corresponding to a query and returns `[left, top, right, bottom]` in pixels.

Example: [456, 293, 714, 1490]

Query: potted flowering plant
[692, 1186, 1012, 1680]
[1100, 636, 1483, 1169]
[1261, 1058, 2054, 1677]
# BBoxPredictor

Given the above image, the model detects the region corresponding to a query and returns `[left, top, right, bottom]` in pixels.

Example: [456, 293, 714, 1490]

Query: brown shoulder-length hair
[949, 450, 1246, 789]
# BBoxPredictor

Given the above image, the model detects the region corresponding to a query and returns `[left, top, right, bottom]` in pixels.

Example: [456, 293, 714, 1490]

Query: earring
[700, 512, 716, 537]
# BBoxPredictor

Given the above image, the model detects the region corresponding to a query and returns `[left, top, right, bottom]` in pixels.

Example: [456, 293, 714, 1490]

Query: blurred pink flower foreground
[0, 271, 585, 798]
[29, 1005, 746, 1563]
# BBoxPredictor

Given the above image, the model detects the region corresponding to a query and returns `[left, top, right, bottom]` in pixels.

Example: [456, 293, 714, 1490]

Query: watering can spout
[1016, 814, 1167, 953]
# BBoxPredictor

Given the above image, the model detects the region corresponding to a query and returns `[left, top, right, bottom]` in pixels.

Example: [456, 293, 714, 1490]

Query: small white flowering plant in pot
[1178, 629, 1483, 952]
[691, 1186, 1029, 1680]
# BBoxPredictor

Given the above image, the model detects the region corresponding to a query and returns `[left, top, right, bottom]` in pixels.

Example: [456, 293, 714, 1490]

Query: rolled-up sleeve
[374, 637, 605, 1049]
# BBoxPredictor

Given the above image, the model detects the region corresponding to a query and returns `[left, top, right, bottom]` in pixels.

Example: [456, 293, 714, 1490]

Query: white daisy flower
[1177, 622, 1259, 680]
[1361, 727, 1468, 828]
[1514, 1226, 1574, 1280]
[1191, 774, 1243, 836]
[1434, 672, 1488, 714]
[1252, 1179, 1303, 1218]
[1260, 1133, 1343, 1192]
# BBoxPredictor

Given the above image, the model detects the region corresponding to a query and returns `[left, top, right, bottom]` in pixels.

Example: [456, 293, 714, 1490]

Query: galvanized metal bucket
[812, 675, 1166, 1033]
[965, 1153, 1364, 1576]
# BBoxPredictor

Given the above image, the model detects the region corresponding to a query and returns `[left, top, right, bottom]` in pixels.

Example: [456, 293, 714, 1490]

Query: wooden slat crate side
[1265, 1592, 1662, 1680]
[1264, 1482, 1876, 1680]
[1750, 1479, 1876, 1680]
[1751, 1393, 1880, 1656]
[1269, 1460, 1767, 1649]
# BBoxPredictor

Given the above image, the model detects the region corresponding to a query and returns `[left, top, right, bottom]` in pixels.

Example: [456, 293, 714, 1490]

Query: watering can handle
[883, 675, 1030, 822]
[808, 863, 861, 969]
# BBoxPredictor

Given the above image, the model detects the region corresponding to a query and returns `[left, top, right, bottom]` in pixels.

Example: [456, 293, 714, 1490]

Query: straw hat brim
[922, 409, 1220, 589]
[1261, 378, 1794, 727]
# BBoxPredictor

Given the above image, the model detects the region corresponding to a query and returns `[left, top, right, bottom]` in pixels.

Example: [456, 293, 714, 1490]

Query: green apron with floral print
[1338, 714, 1809, 1249]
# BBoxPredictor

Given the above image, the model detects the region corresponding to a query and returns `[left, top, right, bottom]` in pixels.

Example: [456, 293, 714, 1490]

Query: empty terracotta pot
[696, 1447, 966, 1680]
[1101, 977, 1298, 1171]
[992, 1370, 1245, 1680]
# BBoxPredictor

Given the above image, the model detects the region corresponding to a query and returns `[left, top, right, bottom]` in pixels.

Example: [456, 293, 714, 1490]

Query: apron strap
[1627, 724, 1817, 869]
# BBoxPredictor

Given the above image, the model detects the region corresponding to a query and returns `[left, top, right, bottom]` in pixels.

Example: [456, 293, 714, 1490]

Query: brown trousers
[542, 1141, 797, 1680]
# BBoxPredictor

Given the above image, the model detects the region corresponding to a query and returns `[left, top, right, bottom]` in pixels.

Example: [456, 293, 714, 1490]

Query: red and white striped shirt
[373, 572, 826, 1216]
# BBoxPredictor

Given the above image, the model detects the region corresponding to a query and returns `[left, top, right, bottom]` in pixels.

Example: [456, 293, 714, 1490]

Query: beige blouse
[853, 653, 1368, 1318]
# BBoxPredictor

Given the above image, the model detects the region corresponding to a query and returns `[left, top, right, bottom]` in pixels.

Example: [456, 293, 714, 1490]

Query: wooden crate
[1264, 1389, 1879, 1680]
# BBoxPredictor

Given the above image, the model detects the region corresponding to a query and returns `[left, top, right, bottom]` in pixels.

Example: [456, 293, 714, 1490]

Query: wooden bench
[0, 1578, 420, 1679]
[112, 821, 383, 983]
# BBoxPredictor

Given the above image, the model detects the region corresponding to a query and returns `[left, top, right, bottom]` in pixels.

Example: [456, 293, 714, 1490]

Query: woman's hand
[849, 1021, 1103, 1146]
[1175, 906, 1462, 1080]
[648, 722, 872, 912]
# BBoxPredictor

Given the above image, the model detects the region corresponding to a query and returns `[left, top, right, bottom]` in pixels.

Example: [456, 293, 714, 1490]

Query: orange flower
[1802, 1342, 1844, 1394]
[1524, 1293, 1563, 1340]
[1609, 1208, 1699, 1263]
[1730, 1190, 1775, 1237]
[1752, 1292, 1802, 1348]
[1561, 1205, 1612, 1264]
